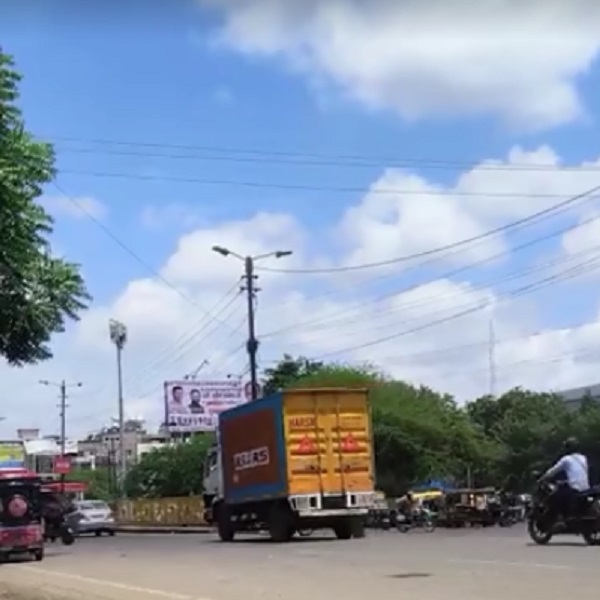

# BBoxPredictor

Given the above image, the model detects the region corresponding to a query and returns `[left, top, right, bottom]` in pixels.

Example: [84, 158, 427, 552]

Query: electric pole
[109, 319, 128, 497]
[244, 255, 259, 401]
[39, 379, 82, 491]
[212, 246, 292, 400]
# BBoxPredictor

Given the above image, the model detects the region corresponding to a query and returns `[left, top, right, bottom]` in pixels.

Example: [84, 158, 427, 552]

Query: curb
[116, 525, 213, 534]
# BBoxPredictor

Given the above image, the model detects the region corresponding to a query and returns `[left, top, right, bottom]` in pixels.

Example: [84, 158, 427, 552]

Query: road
[1, 528, 600, 600]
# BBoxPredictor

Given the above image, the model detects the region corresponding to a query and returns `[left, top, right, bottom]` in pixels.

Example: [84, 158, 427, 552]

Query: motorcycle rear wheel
[582, 527, 600, 546]
[527, 516, 553, 545]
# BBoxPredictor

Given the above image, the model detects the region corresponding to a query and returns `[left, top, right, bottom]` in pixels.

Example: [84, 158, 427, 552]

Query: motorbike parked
[527, 479, 600, 545]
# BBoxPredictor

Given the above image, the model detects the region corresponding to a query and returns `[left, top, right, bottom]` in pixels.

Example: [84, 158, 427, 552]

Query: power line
[313, 253, 600, 360]
[42, 134, 600, 174]
[261, 209, 600, 340]
[50, 181, 237, 331]
[58, 167, 599, 201]
[256, 185, 600, 274]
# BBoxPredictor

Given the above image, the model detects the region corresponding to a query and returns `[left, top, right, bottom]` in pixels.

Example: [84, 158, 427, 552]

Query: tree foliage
[0, 48, 89, 364]
[262, 354, 324, 396]
[125, 435, 214, 498]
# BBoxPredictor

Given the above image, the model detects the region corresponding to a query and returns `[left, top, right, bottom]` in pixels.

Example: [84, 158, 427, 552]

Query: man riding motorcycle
[538, 437, 589, 524]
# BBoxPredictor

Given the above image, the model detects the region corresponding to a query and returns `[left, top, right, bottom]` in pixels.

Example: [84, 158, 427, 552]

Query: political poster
[164, 379, 257, 433]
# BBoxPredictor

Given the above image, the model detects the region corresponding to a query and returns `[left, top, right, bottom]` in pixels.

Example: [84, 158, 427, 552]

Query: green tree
[466, 388, 574, 490]
[262, 354, 324, 395]
[125, 435, 214, 498]
[67, 467, 113, 501]
[0, 49, 89, 364]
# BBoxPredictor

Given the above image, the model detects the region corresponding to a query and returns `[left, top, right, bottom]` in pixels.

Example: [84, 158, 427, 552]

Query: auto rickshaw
[0, 469, 45, 562]
[439, 487, 498, 527]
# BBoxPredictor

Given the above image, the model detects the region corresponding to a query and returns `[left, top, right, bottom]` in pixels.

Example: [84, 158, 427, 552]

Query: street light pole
[244, 255, 259, 401]
[212, 246, 292, 401]
[109, 319, 128, 497]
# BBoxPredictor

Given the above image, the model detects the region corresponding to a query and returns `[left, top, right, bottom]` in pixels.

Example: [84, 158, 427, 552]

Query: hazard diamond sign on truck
[201, 387, 376, 542]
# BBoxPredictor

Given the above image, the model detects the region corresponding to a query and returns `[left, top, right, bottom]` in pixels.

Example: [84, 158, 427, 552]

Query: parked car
[73, 500, 116, 537]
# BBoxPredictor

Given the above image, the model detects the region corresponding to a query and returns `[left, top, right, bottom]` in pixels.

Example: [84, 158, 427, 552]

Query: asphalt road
[1, 527, 600, 600]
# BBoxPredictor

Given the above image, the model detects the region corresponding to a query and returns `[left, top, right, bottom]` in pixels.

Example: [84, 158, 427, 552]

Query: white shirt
[168, 401, 188, 415]
[544, 453, 589, 491]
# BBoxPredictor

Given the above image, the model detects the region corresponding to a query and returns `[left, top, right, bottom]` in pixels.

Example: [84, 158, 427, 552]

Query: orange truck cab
[202, 388, 376, 542]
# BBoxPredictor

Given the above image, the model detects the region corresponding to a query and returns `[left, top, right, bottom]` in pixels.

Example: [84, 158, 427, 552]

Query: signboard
[0, 442, 25, 469]
[53, 455, 71, 475]
[164, 380, 252, 433]
[16, 428, 40, 442]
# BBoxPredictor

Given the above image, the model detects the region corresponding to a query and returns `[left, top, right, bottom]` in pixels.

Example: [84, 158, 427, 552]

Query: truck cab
[202, 444, 221, 524]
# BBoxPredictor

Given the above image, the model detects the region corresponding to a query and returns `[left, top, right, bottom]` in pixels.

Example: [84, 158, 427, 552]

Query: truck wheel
[216, 504, 235, 542]
[267, 503, 293, 543]
[333, 520, 353, 540]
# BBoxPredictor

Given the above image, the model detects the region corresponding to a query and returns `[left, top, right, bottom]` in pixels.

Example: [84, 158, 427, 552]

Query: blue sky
[3, 0, 600, 437]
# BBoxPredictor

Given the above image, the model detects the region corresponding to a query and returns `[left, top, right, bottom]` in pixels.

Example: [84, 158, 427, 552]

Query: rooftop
[556, 383, 600, 404]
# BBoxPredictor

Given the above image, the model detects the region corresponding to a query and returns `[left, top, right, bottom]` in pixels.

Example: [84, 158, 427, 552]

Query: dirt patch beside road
[0, 582, 64, 600]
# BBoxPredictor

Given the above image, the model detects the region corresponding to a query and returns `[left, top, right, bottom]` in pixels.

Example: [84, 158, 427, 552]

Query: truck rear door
[283, 388, 373, 496]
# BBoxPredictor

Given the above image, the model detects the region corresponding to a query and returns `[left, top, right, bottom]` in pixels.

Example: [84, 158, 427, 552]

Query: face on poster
[164, 379, 254, 432]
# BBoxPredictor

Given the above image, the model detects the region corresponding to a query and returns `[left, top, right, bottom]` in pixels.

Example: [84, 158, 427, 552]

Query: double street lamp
[212, 246, 292, 401]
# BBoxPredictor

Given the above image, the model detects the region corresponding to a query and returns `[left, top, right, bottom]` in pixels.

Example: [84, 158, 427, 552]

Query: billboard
[164, 379, 252, 433]
[0, 442, 25, 469]
[17, 428, 40, 441]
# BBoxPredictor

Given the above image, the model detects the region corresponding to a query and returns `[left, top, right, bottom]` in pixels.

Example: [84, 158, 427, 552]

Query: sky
[3, 0, 600, 439]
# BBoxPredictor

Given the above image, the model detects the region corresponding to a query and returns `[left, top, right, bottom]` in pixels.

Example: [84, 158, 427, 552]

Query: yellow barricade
[116, 497, 206, 526]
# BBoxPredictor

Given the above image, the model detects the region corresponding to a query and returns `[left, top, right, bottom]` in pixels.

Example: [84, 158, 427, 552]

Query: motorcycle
[527, 479, 600, 545]
[396, 510, 436, 533]
[43, 518, 75, 546]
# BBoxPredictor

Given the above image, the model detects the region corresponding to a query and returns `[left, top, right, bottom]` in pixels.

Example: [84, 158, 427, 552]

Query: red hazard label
[297, 435, 315, 453]
[341, 433, 359, 452]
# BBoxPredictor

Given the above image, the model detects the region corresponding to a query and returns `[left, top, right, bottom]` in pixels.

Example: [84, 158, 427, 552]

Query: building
[77, 420, 169, 469]
[557, 383, 600, 410]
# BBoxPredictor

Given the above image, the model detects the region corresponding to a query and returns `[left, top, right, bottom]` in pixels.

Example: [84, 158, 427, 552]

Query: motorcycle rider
[539, 437, 589, 523]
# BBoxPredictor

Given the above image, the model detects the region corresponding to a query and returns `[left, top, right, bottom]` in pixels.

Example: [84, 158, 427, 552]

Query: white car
[73, 500, 116, 537]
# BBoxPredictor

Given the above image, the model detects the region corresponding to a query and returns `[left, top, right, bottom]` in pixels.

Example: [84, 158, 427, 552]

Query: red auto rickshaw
[0, 469, 44, 562]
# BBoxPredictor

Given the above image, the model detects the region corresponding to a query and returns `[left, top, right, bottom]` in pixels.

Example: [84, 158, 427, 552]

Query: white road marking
[448, 558, 573, 571]
[16, 565, 213, 600]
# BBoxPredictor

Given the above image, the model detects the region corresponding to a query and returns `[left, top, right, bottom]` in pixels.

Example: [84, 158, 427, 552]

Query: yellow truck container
[203, 388, 376, 542]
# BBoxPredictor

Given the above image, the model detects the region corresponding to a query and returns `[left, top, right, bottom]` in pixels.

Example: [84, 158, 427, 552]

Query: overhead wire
[43, 134, 600, 174]
[50, 181, 238, 331]
[313, 252, 600, 360]
[279, 246, 600, 348]
[57, 168, 599, 202]
[256, 184, 600, 274]
[261, 201, 600, 339]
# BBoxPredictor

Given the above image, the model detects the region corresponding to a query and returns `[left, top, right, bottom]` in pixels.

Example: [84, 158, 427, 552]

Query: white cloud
[41, 196, 108, 221]
[200, 0, 600, 128]
[4, 145, 600, 439]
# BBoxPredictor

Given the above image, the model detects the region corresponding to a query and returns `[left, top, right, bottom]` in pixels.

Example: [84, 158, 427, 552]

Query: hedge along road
[1, 529, 600, 600]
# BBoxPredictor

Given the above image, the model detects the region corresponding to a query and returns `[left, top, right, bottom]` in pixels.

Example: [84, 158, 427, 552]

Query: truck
[202, 387, 376, 542]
